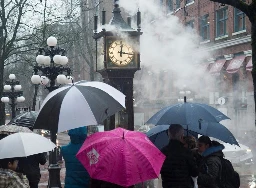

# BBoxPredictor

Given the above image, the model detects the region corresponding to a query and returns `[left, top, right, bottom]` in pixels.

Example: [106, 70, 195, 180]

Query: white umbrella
[0, 132, 56, 159]
[34, 80, 126, 133]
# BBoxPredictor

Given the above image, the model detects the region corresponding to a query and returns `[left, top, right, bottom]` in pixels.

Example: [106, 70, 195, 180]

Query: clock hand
[118, 44, 123, 57]
[121, 51, 133, 55]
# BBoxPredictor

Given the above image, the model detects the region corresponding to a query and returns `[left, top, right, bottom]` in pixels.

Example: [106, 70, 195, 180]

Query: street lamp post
[31, 36, 72, 188]
[1, 74, 25, 119]
[178, 85, 193, 103]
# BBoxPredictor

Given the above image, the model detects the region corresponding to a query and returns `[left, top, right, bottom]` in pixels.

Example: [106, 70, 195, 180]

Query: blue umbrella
[146, 123, 239, 150]
[146, 102, 230, 134]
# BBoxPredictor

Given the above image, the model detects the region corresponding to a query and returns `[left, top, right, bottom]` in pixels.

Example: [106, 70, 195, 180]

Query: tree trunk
[0, 58, 5, 125]
[251, 20, 256, 127]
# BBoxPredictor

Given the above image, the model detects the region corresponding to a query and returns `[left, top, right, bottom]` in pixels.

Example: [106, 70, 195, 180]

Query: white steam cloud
[118, 0, 213, 96]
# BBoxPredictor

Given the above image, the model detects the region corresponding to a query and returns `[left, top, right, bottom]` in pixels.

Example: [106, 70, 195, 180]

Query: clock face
[108, 40, 134, 66]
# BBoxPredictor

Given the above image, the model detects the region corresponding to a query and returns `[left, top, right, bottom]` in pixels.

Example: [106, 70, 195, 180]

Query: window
[186, 20, 194, 29]
[200, 14, 210, 40]
[234, 8, 245, 32]
[186, 0, 193, 4]
[176, 0, 180, 9]
[167, 0, 173, 12]
[216, 7, 228, 37]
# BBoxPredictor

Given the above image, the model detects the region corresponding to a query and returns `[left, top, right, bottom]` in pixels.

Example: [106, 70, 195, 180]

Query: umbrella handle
[198, 119, 202, 129]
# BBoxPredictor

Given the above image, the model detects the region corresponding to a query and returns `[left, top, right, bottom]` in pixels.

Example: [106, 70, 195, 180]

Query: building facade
[160, 0, 254, 138]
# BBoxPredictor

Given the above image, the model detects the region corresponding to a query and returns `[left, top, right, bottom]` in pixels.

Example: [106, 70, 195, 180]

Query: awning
[209, 59, 226, 74]
[246, 57, 252, 71]
[226, 55, 246, 74]
[202, 63, 210, 71]
[196, 63, 210, 72]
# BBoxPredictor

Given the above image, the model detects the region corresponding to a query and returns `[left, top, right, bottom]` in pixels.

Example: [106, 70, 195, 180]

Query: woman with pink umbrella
[76, 127, 166, 188]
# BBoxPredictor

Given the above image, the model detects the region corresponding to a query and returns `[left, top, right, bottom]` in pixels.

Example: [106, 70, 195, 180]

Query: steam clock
[94, 0, 142, 130]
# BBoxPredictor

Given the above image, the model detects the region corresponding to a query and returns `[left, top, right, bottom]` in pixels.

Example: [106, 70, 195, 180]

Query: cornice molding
[200, 35, 251, 52]
[244, 50, 252, 56]
[224, 54, 234, 60]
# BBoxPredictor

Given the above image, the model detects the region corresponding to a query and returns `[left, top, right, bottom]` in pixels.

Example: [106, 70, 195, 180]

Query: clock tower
[94, 0, 142, 131]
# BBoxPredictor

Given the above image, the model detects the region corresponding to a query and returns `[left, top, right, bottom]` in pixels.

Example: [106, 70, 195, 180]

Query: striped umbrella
[34, 81, 126, 133]
[8, 111, 39, 129]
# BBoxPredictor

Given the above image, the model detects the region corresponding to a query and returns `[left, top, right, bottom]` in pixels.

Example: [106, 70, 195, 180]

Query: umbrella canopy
[34, 81, 126, 133]
[146, 123, 239, 150]
[0, 125, 32, 134]
[76, 127, 165, 187]
[146, 102, 230, 133]
[0, 132, 56, 159]
[8, 111, 39, 129]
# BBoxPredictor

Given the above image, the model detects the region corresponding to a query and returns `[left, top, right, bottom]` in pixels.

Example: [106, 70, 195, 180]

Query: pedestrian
[61, 127, 90, 188]
[17, 153, 47, 188]
[183, 135, 197, 150]
[16, 125, 47, 188]
[197, 136, 224, 188]
[183, 135, 199, 188]
[160, 124, 199, 188]
[0, 157, 30, 188]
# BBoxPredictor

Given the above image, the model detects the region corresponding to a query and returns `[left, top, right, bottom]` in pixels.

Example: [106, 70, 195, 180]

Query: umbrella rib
[126, 137, 159, 178]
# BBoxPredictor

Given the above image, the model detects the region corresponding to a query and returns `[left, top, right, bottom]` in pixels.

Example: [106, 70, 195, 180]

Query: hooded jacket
[198, 145, 224, 188]
[61, 127, 90, 188]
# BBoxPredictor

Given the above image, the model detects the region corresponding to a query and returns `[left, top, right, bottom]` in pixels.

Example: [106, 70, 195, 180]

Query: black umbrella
[8, 111, 39, 129]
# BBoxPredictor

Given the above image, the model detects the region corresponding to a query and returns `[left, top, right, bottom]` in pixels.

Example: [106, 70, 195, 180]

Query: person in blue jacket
[61, 127, 90, 188]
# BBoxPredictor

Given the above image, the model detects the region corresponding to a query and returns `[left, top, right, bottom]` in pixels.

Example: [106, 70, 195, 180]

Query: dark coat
[160, 139, 199, 188]
[61, 127, 90, 188]
[17, 153, 47, 185]
[198, 145, 224, 188]
[89, 179, 133, 188]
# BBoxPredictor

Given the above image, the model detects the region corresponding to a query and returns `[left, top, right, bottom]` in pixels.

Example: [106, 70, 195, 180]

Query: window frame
[216, 7, 228, 37]
[200, 14, 210, 41]
[186, 0, 193, 5]
[234, 8, 245, 32]
[186, 20, 194, 29]
[167, 0, 173, 12]
[176, 0, 180, 9]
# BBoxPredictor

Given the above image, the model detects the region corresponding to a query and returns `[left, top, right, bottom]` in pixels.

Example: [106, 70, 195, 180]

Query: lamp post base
[48, 164, 61, 188]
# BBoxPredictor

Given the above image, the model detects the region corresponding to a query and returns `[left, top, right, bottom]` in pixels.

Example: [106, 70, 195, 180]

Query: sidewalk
[39, 161, 66, 188]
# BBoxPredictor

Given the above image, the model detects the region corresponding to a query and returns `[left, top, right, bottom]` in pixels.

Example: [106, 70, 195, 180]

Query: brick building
[161, 0, 254, 137]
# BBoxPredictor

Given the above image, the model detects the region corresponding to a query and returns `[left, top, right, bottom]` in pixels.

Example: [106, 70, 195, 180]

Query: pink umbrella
[76, 127, 165, 187]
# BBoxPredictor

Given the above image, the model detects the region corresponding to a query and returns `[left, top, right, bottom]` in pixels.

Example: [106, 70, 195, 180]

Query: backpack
[218, 157, 240, 188]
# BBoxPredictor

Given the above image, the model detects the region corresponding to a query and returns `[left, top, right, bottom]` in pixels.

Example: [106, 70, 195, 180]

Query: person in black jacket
[17, 153, 47, 188]
[90, 179, 134, 188]
[197, 137, 224, 188]
[160, 124, 199, 188]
